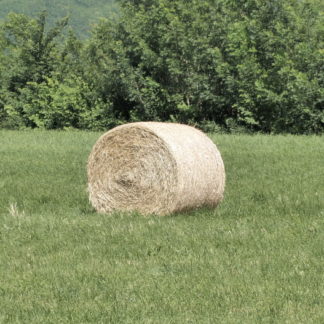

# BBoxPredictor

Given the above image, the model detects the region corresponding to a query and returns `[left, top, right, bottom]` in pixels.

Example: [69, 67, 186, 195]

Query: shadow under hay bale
[87, 122, 225, 216]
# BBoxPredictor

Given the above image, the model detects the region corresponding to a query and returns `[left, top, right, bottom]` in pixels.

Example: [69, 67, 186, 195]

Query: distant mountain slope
[0, 0, 118, 37]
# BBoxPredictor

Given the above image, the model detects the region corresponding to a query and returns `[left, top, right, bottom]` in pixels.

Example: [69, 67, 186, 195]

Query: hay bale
[87, 122, 225, 215]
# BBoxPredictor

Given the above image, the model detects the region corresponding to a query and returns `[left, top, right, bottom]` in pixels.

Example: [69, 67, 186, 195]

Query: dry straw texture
[87, 122, 225, 215]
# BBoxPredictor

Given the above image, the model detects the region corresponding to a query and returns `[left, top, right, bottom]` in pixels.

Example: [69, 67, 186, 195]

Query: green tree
[0, 11, 68, 127]
[0, 1, 322, 133]
[87, 0, 323, 133]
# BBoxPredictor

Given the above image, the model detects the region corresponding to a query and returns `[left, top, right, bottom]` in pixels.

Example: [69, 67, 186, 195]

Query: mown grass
[0, 130, 323, 323]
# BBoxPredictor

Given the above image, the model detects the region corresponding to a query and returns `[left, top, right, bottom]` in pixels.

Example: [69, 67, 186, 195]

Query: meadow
[0, 130, 323, 323]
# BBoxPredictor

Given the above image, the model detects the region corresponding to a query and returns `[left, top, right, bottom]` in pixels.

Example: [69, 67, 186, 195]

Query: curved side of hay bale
[87, 122, 225, 215]
[140, 122, 225, 212]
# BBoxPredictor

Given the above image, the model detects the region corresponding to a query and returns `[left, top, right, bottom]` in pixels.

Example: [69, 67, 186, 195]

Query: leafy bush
[0, 1, 323, 133]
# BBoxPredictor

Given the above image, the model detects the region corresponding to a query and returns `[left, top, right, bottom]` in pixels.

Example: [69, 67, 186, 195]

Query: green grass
[0, 130, 323, 323]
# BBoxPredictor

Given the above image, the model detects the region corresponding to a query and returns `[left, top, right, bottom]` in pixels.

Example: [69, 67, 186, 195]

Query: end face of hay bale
[87, 122, 225, 216]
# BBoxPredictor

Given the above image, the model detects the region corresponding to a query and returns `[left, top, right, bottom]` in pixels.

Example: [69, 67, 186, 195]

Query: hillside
[0, 0, 118, 37]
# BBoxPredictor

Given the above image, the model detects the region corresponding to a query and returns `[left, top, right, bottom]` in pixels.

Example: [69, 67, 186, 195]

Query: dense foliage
[0, 0, 323, 133]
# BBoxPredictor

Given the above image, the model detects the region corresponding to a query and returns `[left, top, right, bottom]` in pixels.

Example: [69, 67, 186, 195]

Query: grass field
[0, 130, 323, 323]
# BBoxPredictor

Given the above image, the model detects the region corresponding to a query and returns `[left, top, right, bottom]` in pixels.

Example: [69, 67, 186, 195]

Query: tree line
[0, 0, 323, 133]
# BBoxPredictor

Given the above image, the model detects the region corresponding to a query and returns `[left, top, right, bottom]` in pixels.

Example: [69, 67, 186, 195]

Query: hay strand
[87, 122, 225, 215]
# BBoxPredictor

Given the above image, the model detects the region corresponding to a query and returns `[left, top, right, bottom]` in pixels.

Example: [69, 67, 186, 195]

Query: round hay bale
[87, 122, 225, 215]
